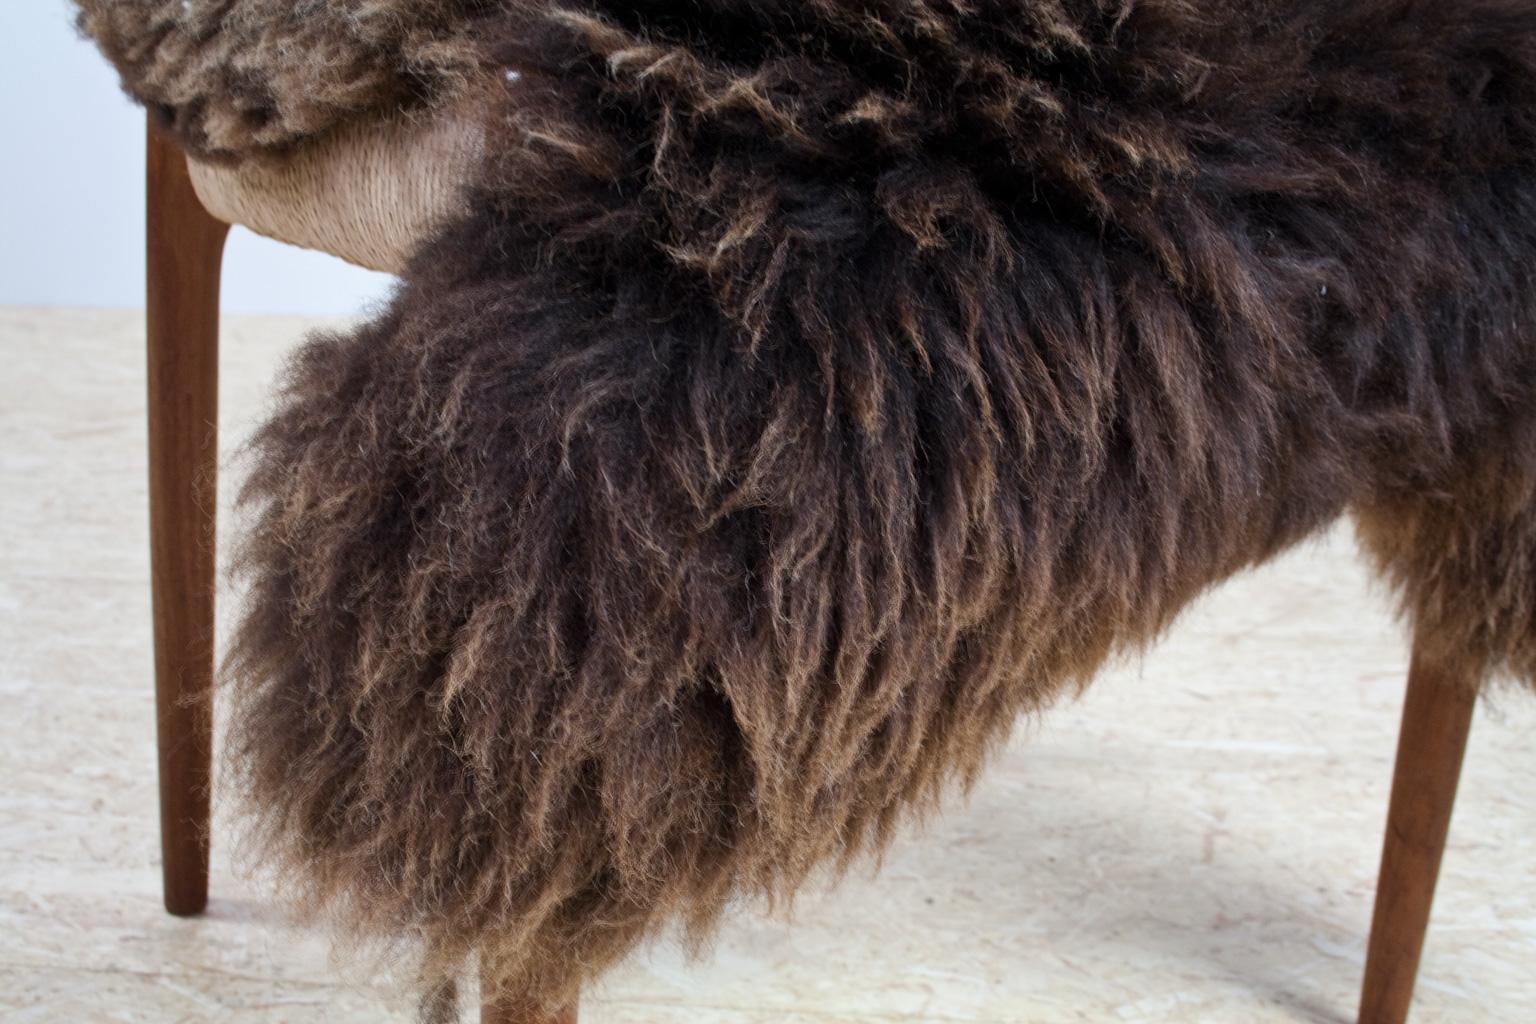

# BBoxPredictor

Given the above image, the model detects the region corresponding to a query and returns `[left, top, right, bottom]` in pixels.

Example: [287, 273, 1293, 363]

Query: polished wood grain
[147, 117, 230, 917]
[1358, 644, 1477, 1024]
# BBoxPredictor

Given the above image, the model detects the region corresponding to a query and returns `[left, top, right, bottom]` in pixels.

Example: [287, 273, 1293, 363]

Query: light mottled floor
[1, 305, 1532, 1024]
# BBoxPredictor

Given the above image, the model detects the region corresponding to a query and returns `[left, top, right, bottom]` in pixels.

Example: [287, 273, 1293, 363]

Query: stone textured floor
[1, 305, 1532, 1023]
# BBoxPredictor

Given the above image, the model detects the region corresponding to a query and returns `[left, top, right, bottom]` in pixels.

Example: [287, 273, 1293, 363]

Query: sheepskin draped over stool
[81, 0, 1536, 1017]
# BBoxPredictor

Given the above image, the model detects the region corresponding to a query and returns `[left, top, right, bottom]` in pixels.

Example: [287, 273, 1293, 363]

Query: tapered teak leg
[1358, 644, 1477, 1024]
[146, 117, 229, 917]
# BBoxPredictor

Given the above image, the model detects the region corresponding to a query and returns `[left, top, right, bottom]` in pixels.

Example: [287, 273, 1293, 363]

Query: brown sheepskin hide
[81, 0, 1536, 1017]
[75, 0, 497, 159]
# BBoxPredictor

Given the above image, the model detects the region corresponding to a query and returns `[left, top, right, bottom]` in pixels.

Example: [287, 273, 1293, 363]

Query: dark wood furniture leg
[147, 117, 229, 917]
[1358, 643, 1477, 1024]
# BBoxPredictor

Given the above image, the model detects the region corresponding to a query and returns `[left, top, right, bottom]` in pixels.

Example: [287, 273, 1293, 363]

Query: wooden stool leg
[1358, 643, 1477, 1024]
[147, 116, 229, 917]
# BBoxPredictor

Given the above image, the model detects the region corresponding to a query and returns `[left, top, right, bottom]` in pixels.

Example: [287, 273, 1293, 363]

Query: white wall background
[0, 3, 395, 316]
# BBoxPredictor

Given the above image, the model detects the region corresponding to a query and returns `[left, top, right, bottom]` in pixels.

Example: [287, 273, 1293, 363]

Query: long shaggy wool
[75, 0, 497, 159]
[83, 0, 1536, 1016]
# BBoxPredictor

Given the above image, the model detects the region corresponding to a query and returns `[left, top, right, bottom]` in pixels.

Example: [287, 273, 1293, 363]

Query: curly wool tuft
[85, 0, 1536, 1017]
[74, 0, 499, 160]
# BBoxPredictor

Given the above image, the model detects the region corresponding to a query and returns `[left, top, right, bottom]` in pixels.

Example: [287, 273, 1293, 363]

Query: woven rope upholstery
[188, 110, 482, 274]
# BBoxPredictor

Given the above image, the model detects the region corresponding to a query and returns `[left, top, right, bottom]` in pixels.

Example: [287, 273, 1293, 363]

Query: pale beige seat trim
[187, 111, 482, 275]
